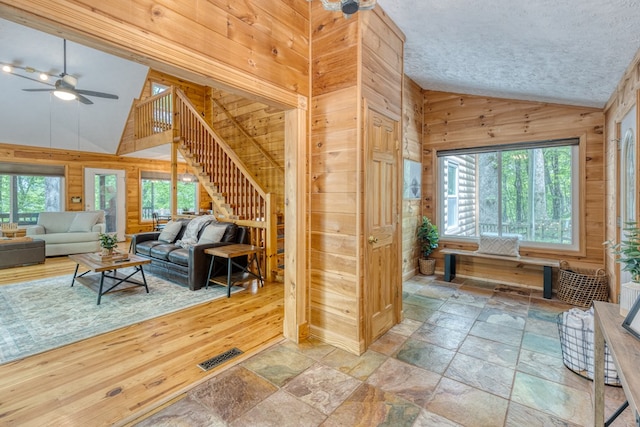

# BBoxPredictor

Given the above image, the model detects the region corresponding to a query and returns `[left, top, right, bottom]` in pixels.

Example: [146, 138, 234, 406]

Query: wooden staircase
[133, 87, 283, 281]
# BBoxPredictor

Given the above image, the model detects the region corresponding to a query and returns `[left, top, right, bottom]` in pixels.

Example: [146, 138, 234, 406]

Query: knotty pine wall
[207, 87, 285, 198]
[604, 49, 640, 302]
[402, 78, 423, 279]
[0, 142, 206, 233]
[310, 4, 404, 354]
[424, 91, 605, 293]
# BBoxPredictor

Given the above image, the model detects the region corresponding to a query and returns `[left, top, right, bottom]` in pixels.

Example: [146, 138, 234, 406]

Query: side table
[205, 244, 264, 297]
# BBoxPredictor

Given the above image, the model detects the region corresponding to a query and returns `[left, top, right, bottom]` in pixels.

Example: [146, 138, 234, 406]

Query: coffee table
[69, 253, 151, 305]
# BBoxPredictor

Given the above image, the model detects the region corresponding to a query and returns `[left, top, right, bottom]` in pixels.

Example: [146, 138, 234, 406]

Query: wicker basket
[419, 258, 436, 275]
[557, 261, 608, 307]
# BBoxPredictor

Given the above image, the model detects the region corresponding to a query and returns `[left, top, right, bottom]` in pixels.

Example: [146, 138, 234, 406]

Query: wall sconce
[71, 196, 82, 203]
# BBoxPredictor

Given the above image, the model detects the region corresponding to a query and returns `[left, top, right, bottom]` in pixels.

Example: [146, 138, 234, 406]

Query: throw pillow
[158, 220, 183, 243]
[477, 235, 520, 257]
[198, 223, 228, 244]
[176, 215, 215, 248]
[68, 212, 99, 232]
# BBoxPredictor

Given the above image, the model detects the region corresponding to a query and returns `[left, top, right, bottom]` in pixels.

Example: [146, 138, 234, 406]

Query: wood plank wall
[310, 4, 361, 353]
[0, 142, 200, 233]
[0, 0, 309, 104]
[402, 78, 423, 279]
[206, 87, 285, 198]
[309, 4, 404, 354]
[424, 91, 605, 292]
[603, 49, 640, 302]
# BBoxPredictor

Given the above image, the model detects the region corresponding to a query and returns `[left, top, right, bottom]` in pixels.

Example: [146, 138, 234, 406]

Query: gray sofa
[131, 217, 248, 290]
[25, 210, 106, 256]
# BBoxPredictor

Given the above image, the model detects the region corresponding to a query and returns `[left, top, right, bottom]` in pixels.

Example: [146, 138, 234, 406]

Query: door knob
[368, 235, 378, 243]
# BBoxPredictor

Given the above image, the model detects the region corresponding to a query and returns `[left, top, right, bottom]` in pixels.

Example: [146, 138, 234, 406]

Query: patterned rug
[0, 269, 242, 364]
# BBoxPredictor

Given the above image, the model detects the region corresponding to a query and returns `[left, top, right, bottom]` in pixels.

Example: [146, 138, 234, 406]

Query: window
[140, 171, 198, 219]
[437, 139, 579, 249]
[151, 82, 172, 133]
[0, 163, 65, 224]
[445, 162, 459, 231]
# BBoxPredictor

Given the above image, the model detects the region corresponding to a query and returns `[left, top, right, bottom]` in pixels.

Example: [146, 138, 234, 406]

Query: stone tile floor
[136, 275, 634, 426]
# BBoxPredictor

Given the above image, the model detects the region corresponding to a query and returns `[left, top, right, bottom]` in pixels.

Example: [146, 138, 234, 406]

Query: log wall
[424, 91, 605, 293]
[604, 49, 640, 302]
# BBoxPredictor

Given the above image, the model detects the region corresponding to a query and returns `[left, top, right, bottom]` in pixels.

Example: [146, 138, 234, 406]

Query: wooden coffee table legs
[71, 264, 149, 305]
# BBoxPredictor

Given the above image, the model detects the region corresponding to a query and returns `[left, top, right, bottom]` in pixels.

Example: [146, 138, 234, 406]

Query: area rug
[0, 269, 243, 364]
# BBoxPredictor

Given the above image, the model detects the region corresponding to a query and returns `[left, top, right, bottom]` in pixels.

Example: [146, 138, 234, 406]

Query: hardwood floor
[0, 256, 285, 426]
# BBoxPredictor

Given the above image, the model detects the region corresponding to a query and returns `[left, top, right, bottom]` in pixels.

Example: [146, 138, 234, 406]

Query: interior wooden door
[365, 106, 401, 346]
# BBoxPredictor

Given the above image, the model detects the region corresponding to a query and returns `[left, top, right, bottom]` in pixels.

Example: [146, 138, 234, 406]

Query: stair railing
[133, 87, 280, 281]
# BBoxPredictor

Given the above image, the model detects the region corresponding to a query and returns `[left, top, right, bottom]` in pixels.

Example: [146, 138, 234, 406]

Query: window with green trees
[140, 171, 198, 219]
[0, 174, 64, 224]
[437, 139, 579, 248]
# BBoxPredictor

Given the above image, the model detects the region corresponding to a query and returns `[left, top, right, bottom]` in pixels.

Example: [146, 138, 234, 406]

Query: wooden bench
[440, 249, 560, 299]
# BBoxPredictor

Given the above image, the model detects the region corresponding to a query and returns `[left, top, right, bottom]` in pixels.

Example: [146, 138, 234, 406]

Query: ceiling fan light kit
[309, 0, 377, 18]
[3, 39, 118, 105]
[53, 89, 76, 101]
[1, 63, 53, 81]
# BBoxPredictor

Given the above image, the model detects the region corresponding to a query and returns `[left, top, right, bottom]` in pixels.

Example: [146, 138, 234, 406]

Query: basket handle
[595, 268, 606, 276]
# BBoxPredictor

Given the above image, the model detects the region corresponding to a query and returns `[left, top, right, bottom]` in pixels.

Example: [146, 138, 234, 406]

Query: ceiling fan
[309, 0, 377, 18]
[21, 39, 118, 105]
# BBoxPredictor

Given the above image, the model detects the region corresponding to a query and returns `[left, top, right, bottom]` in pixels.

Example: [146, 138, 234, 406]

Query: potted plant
[417, 216, 439, 275]
[605, 222, 640, 315]
[605, 222, 640, 282]
[99, 232, 119, 255]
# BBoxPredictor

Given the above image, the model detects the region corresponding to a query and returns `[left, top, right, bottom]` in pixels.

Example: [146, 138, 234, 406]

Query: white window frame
[437, 140, 580, 251]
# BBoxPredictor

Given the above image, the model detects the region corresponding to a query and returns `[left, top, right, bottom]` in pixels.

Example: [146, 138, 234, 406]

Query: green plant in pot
[417, 216, 439, 275]
[605, 222, 640, 283]
[99, 232, 118, 255]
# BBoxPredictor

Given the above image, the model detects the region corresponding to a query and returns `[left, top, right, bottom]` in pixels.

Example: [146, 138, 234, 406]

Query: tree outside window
[0, 174, 63, 224]
[141, 172, 197, 219]
[438, 139, 578, 248]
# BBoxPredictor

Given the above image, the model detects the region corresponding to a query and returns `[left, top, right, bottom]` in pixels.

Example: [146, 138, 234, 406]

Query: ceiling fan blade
[76, 93, 93, 105]
[75, 89, 119, 100]
[22, 88, 55, 92]
[11, 72, 56, 87]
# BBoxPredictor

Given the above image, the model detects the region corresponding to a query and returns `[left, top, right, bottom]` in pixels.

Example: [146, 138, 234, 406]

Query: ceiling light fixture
[53, 89, 77, 101]
[0, 62, 57, 83]
[309, 0, 377, 18]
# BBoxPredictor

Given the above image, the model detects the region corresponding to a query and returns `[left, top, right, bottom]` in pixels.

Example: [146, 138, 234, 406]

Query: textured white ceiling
[377, 0, 640, 107]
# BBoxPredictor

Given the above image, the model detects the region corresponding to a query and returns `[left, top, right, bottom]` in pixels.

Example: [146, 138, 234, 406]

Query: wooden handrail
[133, 86, 282, 280]
[134, 88, 175, 140]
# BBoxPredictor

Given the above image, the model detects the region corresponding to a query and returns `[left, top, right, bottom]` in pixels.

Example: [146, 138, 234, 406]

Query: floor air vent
[197, 347, 244, 371]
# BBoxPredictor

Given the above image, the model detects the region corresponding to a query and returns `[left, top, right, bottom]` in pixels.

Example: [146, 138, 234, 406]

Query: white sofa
[26, 211, 106, 256]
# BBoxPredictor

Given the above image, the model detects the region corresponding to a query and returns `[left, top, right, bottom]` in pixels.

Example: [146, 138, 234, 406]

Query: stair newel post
[170, 86, 180, 218]
[265, 193, 277, 282]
